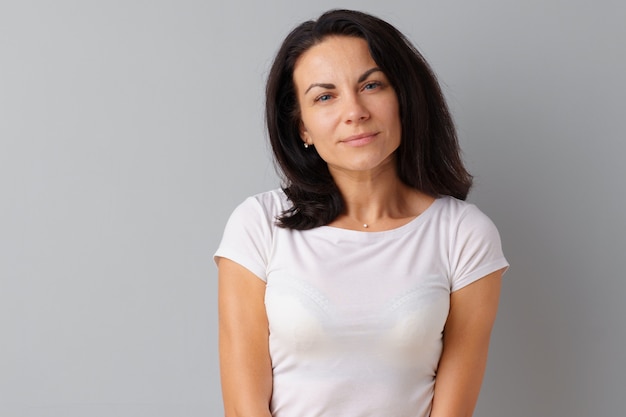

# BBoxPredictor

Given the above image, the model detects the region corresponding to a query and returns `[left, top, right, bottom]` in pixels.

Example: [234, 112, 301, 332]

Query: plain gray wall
[1, 1, 624, 416]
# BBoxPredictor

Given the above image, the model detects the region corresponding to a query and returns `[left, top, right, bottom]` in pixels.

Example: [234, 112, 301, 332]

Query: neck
[328, 162, 433, 231]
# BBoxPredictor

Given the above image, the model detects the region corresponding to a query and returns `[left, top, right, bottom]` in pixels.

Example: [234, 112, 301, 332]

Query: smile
[340, 132, 379, 147]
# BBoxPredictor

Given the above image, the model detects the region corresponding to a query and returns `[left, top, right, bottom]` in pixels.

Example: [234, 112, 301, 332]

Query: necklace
[342, 215, 372, 230]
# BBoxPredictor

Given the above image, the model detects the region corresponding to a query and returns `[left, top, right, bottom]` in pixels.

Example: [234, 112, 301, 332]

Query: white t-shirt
[215, 189, 509, 417]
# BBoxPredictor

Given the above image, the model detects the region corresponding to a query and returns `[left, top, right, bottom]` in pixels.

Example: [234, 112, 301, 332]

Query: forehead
[293, 36, 376, 84]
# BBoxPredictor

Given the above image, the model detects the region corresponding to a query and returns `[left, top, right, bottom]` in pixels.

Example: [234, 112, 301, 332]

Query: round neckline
[315, 197, 444, 240]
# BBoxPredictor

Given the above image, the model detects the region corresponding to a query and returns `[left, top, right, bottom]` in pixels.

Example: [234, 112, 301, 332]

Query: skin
[217, 35, 504, 417]
[430, 270, 503, 417]
[296, 37, 402, 177]
[218, 258, 272, 417]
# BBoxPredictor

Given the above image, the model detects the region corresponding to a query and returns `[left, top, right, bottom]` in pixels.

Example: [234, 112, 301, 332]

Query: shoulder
[433, 196, 504, 252]
[436, 197, 509, 290]
[250, 188, 290, 214]
[215, 189, 290, 279]
[235, 188, 290, 224]
[434, 196, 495, 228]
[435, 195, 479, 216]
[224, 188, 292, 235]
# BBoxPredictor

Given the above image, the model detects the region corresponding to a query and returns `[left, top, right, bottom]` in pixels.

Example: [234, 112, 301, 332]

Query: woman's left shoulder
[435, 195, 484, 218]
[441, 196, 509, 288]
[434, 196, 501, 234]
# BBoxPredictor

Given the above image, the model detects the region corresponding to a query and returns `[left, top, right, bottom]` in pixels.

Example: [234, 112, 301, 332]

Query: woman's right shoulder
[228, 188, 290, 229]
[215, 189, 290, 277]
[250, 188, 290, 212]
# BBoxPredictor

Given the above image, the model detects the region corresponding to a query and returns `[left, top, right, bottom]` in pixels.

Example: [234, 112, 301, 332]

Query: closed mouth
[341, 132, 379, 143]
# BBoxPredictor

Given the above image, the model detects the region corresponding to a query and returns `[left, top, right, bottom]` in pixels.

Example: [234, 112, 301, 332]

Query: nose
[343, 94, 370, 124]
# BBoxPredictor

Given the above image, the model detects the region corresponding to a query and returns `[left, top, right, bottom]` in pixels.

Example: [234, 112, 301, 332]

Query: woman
[215, 9, 508, 417]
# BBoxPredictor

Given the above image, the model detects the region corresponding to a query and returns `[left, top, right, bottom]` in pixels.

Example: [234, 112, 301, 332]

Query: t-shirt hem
[451, 259, 509, 292]
[213, 248, 267, 283]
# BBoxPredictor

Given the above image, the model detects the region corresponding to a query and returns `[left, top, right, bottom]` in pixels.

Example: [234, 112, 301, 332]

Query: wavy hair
[266, 9, 472, 230]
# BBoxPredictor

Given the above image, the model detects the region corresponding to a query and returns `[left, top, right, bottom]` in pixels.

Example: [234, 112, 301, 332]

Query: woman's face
[293, 36, 402, 178]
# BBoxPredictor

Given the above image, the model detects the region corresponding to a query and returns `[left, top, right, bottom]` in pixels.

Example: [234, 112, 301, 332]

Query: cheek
[386, 104, 402, 139]
[302, 111, 335, 141]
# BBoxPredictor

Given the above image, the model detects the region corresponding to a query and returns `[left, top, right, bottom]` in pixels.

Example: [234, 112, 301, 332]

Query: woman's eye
[363, 82, 381, 90]
[316, 94, 332, 102]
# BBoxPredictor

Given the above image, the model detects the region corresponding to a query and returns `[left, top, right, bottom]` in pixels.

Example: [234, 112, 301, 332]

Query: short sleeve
[449, 205, 509, 292]
[213, 196, 274, 282]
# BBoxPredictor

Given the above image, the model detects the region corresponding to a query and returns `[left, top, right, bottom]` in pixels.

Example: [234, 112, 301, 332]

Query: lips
[341, 132, 379, 147]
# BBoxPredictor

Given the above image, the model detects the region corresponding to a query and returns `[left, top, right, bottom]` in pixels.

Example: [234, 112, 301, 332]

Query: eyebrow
[304, 67, 382, 95]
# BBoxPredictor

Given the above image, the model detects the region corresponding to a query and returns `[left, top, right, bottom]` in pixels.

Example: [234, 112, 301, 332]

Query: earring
[304, 143, 309, 149]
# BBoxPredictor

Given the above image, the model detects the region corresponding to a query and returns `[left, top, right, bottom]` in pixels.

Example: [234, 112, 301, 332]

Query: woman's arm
[430, 269, 504, 417]
[217, 257, 273, 417]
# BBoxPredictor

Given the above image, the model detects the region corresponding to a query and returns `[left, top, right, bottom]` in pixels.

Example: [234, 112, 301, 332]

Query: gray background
[1, 0, 624, 416]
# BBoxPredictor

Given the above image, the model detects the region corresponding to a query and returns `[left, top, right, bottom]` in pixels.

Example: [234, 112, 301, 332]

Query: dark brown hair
[266, 9, 472, 230]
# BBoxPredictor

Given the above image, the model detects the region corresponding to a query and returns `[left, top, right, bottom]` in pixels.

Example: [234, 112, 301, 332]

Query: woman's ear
[299, 121, 311, 145]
